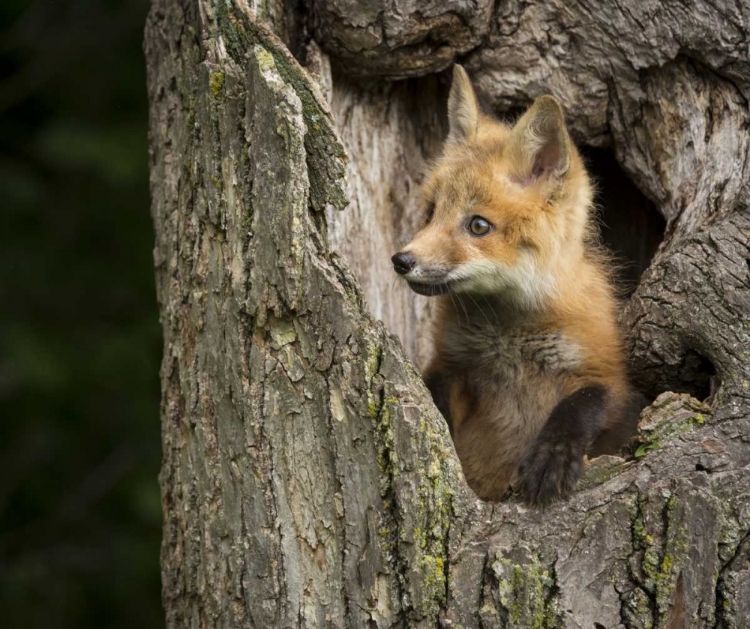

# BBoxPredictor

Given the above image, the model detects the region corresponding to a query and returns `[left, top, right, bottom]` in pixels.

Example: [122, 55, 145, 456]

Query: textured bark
[325, 73, 446, 368]
[146, 5, 463, 626]
[146, 1, 750, 627]
[307, 0, 494, 79]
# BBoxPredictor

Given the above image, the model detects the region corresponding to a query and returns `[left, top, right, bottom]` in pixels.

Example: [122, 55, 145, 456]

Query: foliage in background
[0, 1, 162, 626]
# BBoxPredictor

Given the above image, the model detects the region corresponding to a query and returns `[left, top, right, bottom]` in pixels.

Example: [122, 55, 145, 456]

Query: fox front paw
[518, 438, 585, 506]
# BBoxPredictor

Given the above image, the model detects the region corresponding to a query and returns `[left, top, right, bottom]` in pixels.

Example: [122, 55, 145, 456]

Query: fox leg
[423, 368, 454, 434]
[518, 385, 608, 506]
[589, 389, 646, 457]
[424, 368, 474, 438]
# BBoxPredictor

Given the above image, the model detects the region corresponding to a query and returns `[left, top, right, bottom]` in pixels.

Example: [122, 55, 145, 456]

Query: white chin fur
[447, 254, 556, 308]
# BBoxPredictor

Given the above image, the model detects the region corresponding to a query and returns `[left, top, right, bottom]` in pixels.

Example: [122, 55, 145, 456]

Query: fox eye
[468, 215, 492, 236]
[425, 204, 435, 224]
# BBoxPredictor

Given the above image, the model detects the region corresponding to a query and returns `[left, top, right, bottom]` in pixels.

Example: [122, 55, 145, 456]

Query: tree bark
[146, 1, 750, 627]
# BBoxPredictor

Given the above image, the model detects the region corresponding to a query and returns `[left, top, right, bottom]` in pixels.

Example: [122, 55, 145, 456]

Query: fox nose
[391, 251, 416, 275]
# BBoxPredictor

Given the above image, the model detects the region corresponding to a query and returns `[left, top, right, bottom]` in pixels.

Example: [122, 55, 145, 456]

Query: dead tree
[145, 0, 750, 626]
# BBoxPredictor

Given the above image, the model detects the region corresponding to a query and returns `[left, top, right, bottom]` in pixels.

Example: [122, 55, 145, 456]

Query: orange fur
[397, 66, 632, 501]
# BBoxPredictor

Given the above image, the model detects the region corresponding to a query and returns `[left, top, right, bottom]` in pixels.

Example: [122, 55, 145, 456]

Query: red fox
[392, 66, 641, 505]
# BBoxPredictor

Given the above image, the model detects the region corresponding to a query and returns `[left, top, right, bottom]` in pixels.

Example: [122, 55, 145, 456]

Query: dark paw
[519, 439, 585, 507]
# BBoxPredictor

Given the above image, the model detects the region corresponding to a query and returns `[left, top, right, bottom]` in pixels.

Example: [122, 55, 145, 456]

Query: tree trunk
[145, 1, 750, 627]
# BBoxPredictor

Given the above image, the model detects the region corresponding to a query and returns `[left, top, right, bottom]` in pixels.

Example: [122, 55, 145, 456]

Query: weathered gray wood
[146, 1, 750, 627]
[146, 4, 465, 626]
[326, 73, 447, 369]
[307, 0, 494, 79]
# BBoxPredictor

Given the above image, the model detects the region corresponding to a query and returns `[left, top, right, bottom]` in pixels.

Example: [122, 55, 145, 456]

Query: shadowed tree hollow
[145, 1, 750, 627]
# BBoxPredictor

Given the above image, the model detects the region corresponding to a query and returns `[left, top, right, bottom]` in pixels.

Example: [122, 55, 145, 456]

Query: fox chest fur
[432, 310, 584, 501]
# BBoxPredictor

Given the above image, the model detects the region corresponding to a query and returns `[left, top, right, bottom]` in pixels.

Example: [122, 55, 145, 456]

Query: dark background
[0, 0, 162, 627]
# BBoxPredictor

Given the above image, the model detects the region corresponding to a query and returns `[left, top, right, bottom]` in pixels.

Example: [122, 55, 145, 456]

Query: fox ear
[447, 65, 479, 144]
[507, 95, 570, 184]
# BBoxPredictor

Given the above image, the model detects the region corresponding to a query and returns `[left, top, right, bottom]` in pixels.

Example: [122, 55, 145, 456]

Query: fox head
[392, 66, 594, 309]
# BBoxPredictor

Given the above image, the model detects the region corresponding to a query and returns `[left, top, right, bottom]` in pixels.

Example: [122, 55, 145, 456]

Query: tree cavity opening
[582, 146, 666, 296]
[655, 348, 717, 403]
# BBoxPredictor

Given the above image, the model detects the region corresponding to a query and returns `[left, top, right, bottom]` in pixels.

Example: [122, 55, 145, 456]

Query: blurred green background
[0, 0, 162, 627]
